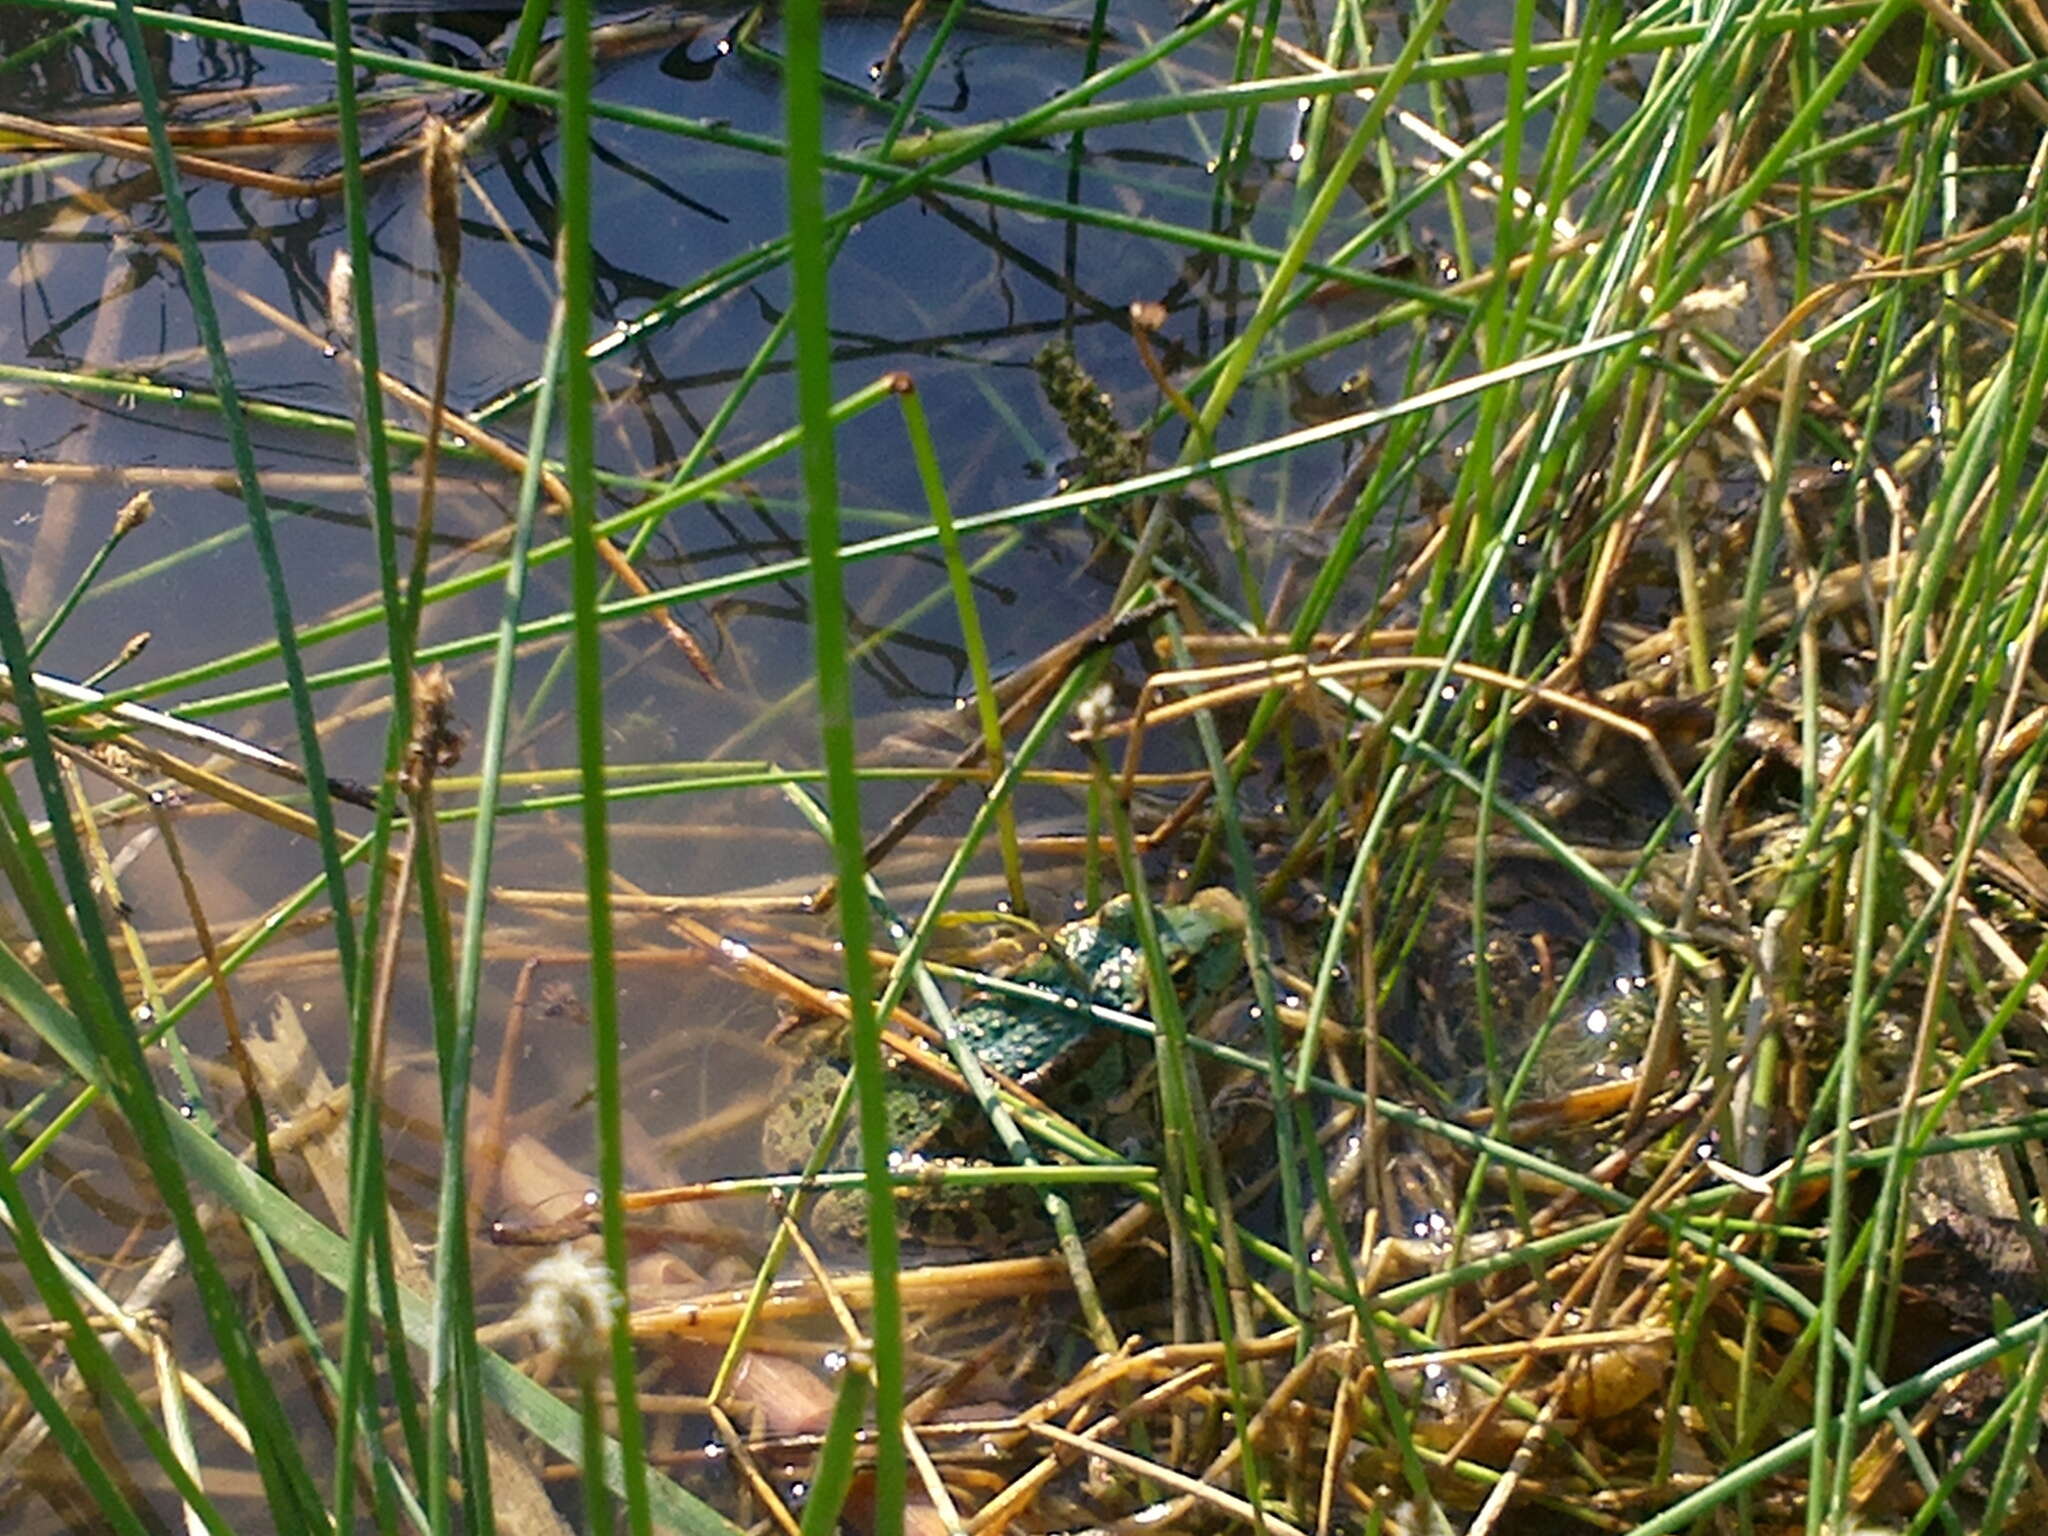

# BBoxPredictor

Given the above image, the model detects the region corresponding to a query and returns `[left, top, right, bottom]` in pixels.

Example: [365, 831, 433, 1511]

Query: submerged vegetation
[3, 0, 2048, 1531]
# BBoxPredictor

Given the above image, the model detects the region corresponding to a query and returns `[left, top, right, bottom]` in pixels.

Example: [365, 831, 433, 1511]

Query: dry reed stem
[665, 907, 1075, 1114]
[707, 1402, 805, 1536]
[628, 1251, 1079, 1339]
[4, 459, 509, 497]
[806, 597, 1172, 912]
[475, 957, 544, 1220]
[903, 1418, 972, 1535]
[1032, 1420, 1312, 1536]
[0, 109, 349, 197]
[1115, 646, 1747, 940]
[75, 748, 273, 1161]
[30, 157, 720, 686]
[1240, 23, 1580, 245]
[1911, 0, 2048, 124]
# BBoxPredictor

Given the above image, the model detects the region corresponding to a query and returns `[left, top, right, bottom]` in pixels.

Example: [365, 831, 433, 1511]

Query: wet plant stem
[896, 383, 1027, 914]
[784, 0, 905, 1523]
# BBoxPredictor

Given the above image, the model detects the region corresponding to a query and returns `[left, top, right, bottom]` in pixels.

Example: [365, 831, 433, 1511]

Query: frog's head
[1153, 885, 1245, 951]
[1093, 886, 1247, 1001]
[1051, 887, 1248, 1016]
[1165, 887, 1249, 999]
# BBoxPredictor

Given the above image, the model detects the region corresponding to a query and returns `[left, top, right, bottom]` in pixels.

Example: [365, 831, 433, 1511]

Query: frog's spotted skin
[760, 888, 1247, 1256]
[953, 888, 1245, 1089]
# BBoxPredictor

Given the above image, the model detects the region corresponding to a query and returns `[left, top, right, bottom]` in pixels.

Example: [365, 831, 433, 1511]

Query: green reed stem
[0, 1159, 232, 1536]
[784, 2, 905, 1524]
[554, 0, 654, 1529]
[321, 0, 435, 1519]
[509, 0, 981, 742]
[1089, 767, 1272, 1524]
[0, 571, 324, 1528]
[25, 496, 143, 663]
[797, 1355, 872, 1536]
[107, 0, 359, 993]
[64, 334, 1634, 734]
[895, 382, 1026, 913]
[0, 1309, 157, 1536]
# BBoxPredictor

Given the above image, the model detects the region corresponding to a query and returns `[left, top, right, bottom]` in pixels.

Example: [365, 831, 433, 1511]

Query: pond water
[0, 0, 1520, 1204]
[1, 0, 1456, 877]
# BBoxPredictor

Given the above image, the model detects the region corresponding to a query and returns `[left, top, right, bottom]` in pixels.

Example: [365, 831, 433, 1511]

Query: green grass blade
[785, 1, 906, 1526]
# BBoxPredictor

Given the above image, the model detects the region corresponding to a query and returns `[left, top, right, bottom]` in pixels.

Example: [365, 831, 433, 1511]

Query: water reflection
[0, 0, 1427, 1071]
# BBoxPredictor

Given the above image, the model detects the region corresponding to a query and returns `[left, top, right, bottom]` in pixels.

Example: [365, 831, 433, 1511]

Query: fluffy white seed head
[520, 1244, 617, 1375]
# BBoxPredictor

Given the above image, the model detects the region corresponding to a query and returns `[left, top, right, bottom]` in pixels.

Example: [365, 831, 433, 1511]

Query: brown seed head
[112, 490, 153, 540]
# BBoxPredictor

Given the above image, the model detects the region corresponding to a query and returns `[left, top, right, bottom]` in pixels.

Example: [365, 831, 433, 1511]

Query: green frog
[761, 888, 1248, 1256]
